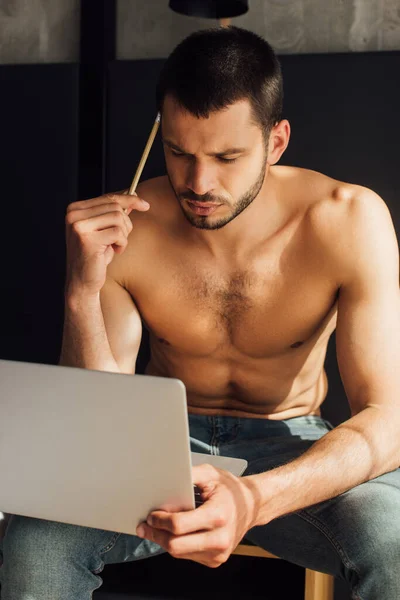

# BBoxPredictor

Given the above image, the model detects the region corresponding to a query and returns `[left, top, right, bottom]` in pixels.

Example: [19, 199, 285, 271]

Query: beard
[167, 154, 268, 230]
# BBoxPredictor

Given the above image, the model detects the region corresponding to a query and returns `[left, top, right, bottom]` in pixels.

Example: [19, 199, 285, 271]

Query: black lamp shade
[169, 0, 249, 19]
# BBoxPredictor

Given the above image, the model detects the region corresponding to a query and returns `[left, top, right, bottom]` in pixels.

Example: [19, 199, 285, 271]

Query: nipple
[290, 341, 304, 348]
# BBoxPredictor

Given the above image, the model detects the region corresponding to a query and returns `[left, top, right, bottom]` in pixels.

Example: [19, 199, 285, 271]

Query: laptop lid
[0, 359, 247, 536]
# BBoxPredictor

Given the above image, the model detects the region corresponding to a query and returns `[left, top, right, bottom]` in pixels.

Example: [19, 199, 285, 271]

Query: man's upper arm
[335, 189, 400, 415]
[100, 277, 142, 374]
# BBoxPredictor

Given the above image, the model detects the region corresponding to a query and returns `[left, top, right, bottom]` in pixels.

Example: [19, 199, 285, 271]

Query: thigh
[0, 513, 165, 577]
[0, 516, 166, 598]
[244, 510, 344, 576]
[245, 467, 400, 582]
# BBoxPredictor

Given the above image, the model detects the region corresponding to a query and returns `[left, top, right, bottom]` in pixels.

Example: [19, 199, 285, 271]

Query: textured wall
[0, 0, 79, 64]
[117, 0, 400, 59]
[1, 1, 399, 65]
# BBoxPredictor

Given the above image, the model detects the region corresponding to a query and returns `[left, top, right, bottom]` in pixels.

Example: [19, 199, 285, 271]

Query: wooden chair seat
[232, 542, 334, 600]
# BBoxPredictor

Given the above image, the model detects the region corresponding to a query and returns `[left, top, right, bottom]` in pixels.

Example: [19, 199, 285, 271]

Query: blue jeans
[1, 414, 399, 599]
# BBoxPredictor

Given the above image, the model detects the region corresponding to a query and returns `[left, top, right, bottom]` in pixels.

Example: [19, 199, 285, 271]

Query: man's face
[161, 95, 268, 230]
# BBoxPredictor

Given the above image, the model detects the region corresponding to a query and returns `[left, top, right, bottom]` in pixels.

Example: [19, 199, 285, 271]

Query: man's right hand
[64, 191, 150, 297]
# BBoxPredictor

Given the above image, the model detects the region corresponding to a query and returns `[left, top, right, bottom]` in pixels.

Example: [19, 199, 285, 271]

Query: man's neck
[185, 167, 286, 261]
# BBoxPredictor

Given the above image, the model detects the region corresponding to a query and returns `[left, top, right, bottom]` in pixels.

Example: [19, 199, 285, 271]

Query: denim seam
[99, 531, 121, 555]
[296, 508, 362, 600]
[92, 532, 121, 575]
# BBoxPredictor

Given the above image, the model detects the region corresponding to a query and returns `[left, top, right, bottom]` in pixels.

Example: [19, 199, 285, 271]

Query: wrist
[65, 288, 100, 312]
[240, 475, 266, 529]
[241, 473, 280, 528]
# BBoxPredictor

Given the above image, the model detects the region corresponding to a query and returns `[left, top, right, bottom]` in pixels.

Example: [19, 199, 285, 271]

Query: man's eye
[219, 157, 238, 164]
[170, 150, 238, 164]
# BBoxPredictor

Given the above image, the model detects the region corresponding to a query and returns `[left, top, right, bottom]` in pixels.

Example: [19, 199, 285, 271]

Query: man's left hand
[136, 463, 259, 567]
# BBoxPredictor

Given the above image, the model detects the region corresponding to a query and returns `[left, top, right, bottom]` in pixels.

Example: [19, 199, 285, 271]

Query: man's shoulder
[303, 170, 388, 238]
[135, 175, 172, 207]
[302, 172, 394, 283]
[130, 174, 179, 228]
[107, 175, 173, 284]
[278, 166, 379, 224]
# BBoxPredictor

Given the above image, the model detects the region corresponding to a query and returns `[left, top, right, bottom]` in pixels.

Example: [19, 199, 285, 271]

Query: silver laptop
[0, 359, 247, 535]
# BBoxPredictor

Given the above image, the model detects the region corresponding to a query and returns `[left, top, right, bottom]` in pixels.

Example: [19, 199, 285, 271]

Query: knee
[344, 478, 400, 572]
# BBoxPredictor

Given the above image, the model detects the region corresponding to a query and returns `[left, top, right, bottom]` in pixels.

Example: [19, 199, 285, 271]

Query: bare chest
[129, 250, 338, 359]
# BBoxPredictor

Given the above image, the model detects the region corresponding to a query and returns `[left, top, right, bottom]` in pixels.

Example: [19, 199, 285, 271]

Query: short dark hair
[156, 26, 283, 141]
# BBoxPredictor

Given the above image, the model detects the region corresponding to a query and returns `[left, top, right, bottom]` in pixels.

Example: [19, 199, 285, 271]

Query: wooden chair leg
[305, 569, 334, 600]
[232, 543, 335, 600]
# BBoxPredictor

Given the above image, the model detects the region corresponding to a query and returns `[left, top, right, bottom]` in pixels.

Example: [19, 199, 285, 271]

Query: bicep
[336, 282, 400, 415]
[335, 192, 400, 414]
[100, 277, 142, 374]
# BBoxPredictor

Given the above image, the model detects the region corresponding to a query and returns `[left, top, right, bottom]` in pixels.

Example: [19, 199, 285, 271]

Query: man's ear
[267, 120, 291, 165]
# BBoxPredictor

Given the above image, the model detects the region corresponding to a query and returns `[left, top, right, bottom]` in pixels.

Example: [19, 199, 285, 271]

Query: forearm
[248, 406, 400, 527]
[59, 292, 120, 373]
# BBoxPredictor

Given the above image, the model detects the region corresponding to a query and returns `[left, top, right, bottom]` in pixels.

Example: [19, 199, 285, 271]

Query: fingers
[136, 524, 231, 567]
[94, 227, 128, 254]
[143, 464, 225, 536]
[192, 463, 221, 488]
[67, 191, 150, 215]
[69, 209, 132, 239]
[65, 189, 150, 237]
[146, 499, 226, 537]
[63, 190, 150, 294]
[105, 191, 150, 211]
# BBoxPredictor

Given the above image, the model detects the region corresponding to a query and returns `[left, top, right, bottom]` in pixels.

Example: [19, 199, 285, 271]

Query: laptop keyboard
[194, 485, 203, 507]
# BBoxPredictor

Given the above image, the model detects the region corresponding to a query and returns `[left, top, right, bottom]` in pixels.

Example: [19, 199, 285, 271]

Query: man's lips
[186, 201, 221, 216]
[185, 200, 221, 207]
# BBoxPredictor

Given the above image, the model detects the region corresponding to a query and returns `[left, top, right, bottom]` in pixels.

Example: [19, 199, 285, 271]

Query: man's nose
[185, 161, 216, 197]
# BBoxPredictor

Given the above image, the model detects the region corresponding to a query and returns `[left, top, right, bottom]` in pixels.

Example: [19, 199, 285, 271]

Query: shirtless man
[1, 26, 400, 600]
